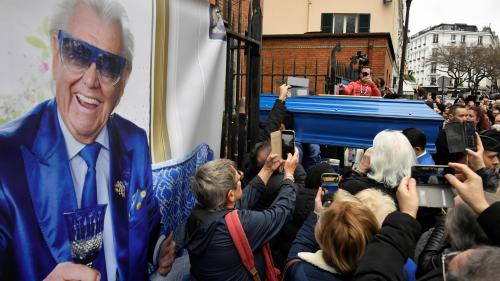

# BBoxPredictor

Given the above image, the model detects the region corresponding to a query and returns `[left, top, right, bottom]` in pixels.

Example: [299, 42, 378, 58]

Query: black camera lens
[362, 72, 369, 77]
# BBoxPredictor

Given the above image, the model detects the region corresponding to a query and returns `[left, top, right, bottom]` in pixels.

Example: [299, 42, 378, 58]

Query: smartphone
[463, 121, 476, 150]
[321, 173, 340, 207]
[411, 165, 455, 208]
[281, 130, 295, 158]
[445, 121, 476, 153]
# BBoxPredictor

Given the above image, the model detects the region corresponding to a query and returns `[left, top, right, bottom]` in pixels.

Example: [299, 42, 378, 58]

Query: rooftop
[410, 23, 481, 39]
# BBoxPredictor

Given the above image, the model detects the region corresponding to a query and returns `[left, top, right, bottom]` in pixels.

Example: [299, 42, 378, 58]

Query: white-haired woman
[341, 130, 416, 200]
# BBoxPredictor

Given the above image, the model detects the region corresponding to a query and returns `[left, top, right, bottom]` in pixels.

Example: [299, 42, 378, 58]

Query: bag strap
[262, 243, 280, 281]
[225, 210, 261, 281]
[280, 258, 302, 281]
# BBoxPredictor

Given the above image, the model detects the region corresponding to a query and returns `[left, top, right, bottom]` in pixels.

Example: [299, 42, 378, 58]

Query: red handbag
[225, 210, 280, 281]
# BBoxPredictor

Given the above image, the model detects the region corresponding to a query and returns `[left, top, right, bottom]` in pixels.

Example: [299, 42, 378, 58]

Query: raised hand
[445, 162, 489, 214]
[396, 176, 419, 218]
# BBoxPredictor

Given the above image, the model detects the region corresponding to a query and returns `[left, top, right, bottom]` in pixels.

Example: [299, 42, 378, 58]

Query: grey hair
[49, 0, 134, 69]
[367, 130, 416, 188]
[191, 159, 237, 211]
[446, 202, 490, 250]
[447, 246, 500, 281]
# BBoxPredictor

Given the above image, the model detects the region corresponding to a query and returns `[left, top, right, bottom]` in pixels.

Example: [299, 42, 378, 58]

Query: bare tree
[484, 46, 500, 92]
[463, 46, 490, 93]
[427, 46, 467, 94]
[428, 45, 500, 94]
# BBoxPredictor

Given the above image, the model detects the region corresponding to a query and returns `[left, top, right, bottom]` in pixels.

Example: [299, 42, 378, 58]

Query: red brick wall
[261, 34, 395, 94]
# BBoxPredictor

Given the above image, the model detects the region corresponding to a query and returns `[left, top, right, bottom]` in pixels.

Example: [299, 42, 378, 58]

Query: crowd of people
[172, 84, 500, 281]
[1, 0, 500, 280]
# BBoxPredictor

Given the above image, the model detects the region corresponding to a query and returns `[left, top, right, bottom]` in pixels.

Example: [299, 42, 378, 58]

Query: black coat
[340, 176, 397, 201]
[352, 211, 422, 281]
[353, 202, 500, 281]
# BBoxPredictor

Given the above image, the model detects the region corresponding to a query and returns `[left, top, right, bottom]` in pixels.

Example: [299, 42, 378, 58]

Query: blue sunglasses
[58, 30, 127, 85]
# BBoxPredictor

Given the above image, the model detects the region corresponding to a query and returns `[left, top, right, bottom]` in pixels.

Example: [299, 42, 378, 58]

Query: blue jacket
[185, 177, 296, 281]
[284, 213, 349, 281]
[417, 151, 435, 165]
[0, 99, 160, 280]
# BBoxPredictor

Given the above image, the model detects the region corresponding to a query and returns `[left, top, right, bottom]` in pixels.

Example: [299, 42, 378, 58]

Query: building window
[321, 13, 333, 33]
[431, 63, 437, 74]
[358, 14, 370, 32]
[461, 35, 466, 43]
[433, 34, 439, 43]
[431, 77, 437, 85]
[321, 13, 370, 34]
[451, 34, 456, 42]
[432, 48, 437, 56]
[478, 36, 483, 45]
[334, 14, 356, 33]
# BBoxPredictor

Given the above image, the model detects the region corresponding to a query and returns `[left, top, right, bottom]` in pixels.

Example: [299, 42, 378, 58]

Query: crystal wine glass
[63, 204, 107, 266]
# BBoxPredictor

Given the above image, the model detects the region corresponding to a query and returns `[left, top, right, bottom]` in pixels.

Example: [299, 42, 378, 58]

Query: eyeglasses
[58, 30, 127, 86]
[442, 251, 461, 281]
[236, 170, 244, 182]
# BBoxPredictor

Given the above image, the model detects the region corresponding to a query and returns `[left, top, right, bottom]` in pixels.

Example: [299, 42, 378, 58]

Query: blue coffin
[259, 94, 444, 153]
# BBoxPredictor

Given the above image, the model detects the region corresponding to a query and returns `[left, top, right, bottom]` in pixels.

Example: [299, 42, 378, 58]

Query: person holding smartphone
[338, 66, 381, 97]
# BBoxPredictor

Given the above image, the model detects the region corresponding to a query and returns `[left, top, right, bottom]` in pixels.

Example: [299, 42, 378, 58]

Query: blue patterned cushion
[152, 143, 213, 235]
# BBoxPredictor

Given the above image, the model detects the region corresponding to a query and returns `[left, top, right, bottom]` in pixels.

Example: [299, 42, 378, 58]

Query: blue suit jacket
[417, 151, 435, 165]
[0, 99, 160, 280]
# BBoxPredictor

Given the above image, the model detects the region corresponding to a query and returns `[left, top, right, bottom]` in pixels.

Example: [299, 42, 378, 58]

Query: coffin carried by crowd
[259, 94, 443, 153]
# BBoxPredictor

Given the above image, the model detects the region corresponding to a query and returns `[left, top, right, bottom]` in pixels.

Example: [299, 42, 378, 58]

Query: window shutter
[358, 14, 370, 33]
[321, 13, 333, 33]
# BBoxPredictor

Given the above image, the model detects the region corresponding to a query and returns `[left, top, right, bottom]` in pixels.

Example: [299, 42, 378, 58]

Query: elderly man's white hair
[368, 130, 416, 188]
[49, 0, 134, 70]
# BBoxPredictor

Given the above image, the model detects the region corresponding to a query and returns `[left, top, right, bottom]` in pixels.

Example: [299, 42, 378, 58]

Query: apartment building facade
[408, 23, 498, 90]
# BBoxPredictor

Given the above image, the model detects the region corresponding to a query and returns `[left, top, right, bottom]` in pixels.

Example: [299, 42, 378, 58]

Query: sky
[409, 0, 500, 37]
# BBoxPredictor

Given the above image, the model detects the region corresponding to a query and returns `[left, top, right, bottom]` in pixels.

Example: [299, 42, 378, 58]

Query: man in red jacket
[339, 66, 381, 97]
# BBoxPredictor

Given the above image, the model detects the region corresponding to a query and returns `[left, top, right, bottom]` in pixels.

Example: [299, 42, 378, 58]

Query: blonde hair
[315, 191, 379, 274]
[355, 188, 396, 228]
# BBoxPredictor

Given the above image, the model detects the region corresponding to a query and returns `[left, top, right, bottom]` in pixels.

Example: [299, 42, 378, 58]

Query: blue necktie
[79, 143, 101, 208]
[79, 143, 107, 280]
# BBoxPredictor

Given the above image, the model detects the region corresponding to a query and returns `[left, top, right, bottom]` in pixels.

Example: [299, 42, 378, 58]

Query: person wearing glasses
[352, 163, 500, 281]
[184, 150, 299, 281]
[0, 0, 174, 280]
[338, 66, 382, 97]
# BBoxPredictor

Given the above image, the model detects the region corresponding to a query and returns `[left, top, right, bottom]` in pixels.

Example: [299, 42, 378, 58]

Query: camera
[362, 72, 369, 77]
[350, 51, 369, 68]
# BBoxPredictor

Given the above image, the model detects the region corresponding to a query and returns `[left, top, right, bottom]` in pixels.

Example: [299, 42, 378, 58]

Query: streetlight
[397, 0, 412, 96]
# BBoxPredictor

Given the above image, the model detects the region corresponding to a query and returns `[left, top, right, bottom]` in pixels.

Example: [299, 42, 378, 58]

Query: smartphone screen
[321, 173, 340, 207]
[411, 165, 455, 208]
[463, 121, 476, 150]
[411, 165, 452, 185]
[281, 130, 295, 158]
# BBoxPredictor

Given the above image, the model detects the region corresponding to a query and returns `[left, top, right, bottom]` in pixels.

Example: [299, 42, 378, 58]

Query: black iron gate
[216, 0, 262, 166]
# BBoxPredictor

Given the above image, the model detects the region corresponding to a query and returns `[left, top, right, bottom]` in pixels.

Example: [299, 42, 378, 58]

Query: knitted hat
[480, 129, 500, 152]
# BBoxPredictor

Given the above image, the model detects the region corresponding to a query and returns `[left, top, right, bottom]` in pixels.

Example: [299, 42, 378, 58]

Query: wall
[263, 0, 403, 81]
[261, 33, 394, 94]
[263, 0, 402, 50]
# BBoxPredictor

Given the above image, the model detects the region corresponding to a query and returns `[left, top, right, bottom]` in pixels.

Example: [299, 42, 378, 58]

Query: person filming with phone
[338, 66, 381, 97]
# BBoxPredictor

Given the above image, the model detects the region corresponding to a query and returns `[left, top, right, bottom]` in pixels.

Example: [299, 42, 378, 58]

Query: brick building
[261, 33, 396, 95]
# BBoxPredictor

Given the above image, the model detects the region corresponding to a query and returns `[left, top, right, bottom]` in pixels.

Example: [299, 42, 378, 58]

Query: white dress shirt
[58, 111, 117, 281]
